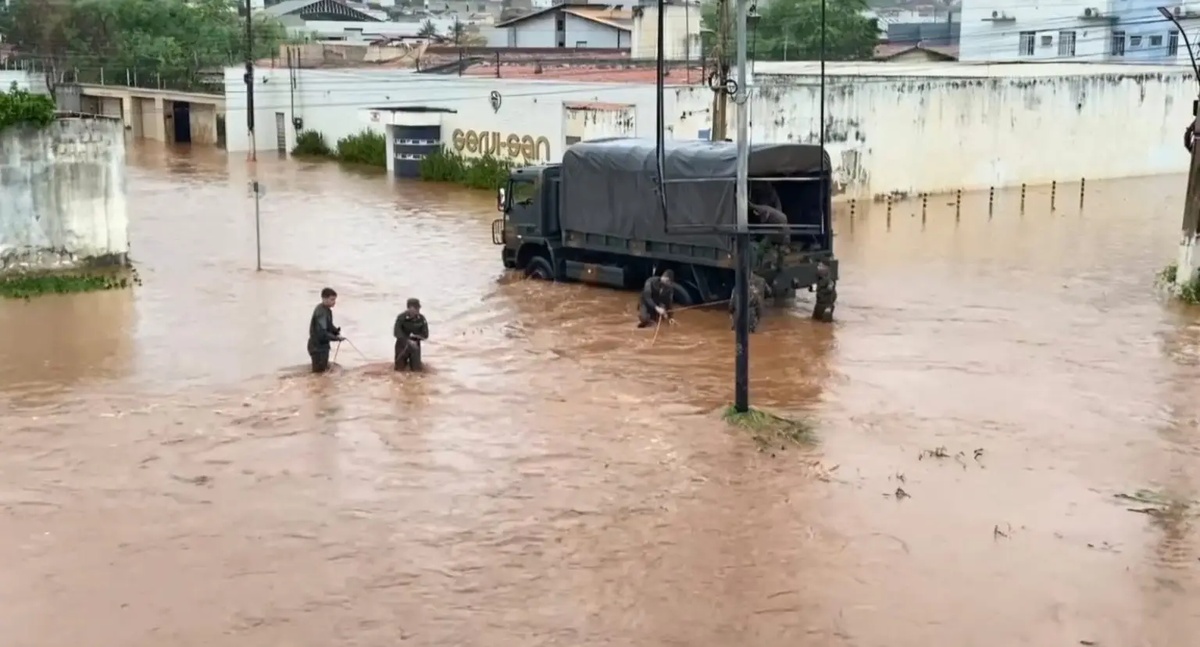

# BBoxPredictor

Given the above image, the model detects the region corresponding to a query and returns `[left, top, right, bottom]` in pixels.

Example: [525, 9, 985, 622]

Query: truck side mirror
[496, 187, 506, 212]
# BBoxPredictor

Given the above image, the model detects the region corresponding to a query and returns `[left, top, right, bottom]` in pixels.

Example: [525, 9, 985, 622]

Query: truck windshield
[510, 179, 536, 206]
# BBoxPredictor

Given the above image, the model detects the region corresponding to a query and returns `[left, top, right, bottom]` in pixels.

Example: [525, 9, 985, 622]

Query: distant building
[959, 0, 1197, 63]
[492, 0, 699, 57]
[495, 3, 634, 48]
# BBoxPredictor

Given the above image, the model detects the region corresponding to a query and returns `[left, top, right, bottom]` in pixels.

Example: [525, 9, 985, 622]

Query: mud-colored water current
[1, 144, 1197, 646]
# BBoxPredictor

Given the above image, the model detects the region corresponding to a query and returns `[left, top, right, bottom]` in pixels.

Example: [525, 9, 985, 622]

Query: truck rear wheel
[524, 257, 555, 281]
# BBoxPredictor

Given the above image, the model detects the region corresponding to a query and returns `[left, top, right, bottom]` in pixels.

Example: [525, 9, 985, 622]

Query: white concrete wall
[564, 13, 622, 48]
[715, 67, 1196, 197]
[225, 63, 1199, 198]
[0, 118, 129, 272]
[631, 3, 702, 60]
[0, 70, 49, 96]
[225, 67, 697, 160]
[508, 13, 557, 47]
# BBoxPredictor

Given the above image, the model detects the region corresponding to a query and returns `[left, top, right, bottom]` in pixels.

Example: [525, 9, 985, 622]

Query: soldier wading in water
[393, 298, 429, 371]
[308, 287, 345, 373]
[729, 273, 768, 333]
[811, 262, 837, 322]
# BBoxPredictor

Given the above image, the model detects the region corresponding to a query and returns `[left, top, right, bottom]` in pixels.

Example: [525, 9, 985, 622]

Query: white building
[491, 0, 699, 56]
[224, 61, 1194, 198]
[959, 0, 1200, 64]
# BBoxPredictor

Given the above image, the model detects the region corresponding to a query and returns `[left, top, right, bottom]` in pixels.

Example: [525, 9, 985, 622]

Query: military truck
[490, 138, 837, 309]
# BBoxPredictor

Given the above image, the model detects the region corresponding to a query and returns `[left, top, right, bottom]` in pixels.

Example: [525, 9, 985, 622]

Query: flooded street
[1, 143, 1198, 646]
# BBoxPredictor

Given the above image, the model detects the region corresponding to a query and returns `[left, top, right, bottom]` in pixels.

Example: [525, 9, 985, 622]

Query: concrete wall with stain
[563, 103, 637, 147]
[0, 118, 129, 273]
[673, 67, 1196, 198]
[227, 64, 1197, 198]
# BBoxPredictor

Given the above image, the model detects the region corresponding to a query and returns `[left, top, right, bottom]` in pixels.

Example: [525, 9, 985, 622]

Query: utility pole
[710, 0, 730, 141]
[732, 0, 750, 413]
[244, 0, 257, 162]
[1158, 7, 1200, 286]
[1179, 107, 1200, 284]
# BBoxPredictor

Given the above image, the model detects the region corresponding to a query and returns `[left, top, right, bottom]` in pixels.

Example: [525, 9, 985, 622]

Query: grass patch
[291, 130, 333, 157]
[0, 266, 139, 299]
[419, 147, 512, 190]
[723, 405, 815, 448]
[335, 130, 387, 168]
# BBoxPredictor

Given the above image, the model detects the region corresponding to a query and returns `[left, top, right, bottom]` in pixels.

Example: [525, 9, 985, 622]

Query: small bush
[292, 130, 333, 157]
[336, 129, 387, 167]
[1157, 262, 1200, 304]
[0, 82, 56, 133]
[419, 147, 511, 190]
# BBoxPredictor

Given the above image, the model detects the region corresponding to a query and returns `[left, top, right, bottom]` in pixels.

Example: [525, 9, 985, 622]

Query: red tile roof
[465, 64, 707, 84]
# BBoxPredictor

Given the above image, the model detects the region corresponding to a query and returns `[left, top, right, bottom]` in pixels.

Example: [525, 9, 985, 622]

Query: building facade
[960, 0, 1200, 63]
[224, 62, 1195, 199]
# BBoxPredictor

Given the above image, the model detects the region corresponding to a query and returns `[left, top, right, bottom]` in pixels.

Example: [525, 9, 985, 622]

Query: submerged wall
[0, 118, 129, 272]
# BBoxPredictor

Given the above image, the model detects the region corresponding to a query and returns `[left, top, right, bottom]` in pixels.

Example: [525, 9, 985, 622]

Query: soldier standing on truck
[637, 269, 677, 328]
[394, 298, 429, 371]
[811, 263, 837, 322]
[730, 273, 768, 333]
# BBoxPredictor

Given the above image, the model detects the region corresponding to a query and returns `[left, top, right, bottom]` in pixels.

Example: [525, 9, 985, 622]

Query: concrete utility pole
[732, 0, 751, 413]
[1158, 7, 1200, 286]
[244, 0, 257, 162]
[710, 0, 730, 141]
[1180, 114, 1200, 284]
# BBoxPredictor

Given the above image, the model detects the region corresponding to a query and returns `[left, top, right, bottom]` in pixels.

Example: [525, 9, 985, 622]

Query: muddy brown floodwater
[1, 143, 1198, 646]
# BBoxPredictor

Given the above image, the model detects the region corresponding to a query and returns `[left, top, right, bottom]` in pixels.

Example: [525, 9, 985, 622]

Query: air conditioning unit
[1084, 7, 1096, 17]
[992, 10, 1000, 17]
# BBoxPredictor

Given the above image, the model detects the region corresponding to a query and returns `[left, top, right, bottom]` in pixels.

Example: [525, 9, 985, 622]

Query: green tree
[418, 19, 439, 39]
[702, 0, 878, 62]
[0, 0, 286, 91]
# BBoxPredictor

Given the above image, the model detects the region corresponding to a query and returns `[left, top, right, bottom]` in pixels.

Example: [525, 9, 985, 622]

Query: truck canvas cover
[559, 138, 830, 250]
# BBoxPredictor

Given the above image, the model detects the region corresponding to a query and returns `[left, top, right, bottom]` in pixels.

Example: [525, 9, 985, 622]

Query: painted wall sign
[451, 129, 551, 161]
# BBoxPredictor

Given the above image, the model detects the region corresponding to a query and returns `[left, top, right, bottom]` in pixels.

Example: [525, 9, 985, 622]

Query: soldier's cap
[406, 298, 421, 309]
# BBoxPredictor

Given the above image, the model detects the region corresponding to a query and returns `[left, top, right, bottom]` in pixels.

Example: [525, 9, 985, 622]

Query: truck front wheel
[524, 256, 555, 281]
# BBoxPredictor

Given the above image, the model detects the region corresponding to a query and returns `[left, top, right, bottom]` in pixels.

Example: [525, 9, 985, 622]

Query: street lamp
[1158, 6, 1200, 81]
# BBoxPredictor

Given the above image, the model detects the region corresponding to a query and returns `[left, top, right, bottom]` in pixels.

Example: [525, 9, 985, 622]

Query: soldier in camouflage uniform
[730, 273, 768, 333]
[810, 262, 836, 322]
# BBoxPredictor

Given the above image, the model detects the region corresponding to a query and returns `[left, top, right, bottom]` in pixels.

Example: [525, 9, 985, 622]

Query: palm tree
[417, 19, 439, 38]
[450, 18, 465, 45]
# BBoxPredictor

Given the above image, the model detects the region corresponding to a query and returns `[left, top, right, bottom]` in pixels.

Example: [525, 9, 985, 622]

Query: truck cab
[493, 165, 561, 276]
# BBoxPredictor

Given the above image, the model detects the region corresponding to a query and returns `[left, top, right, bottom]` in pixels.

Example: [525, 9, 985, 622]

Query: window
[1169, 31, 1180, 56]
[1040, 34, 1053, 47]
[1111, 31, 1126, 56]
[1058, 30, 1077, 56]
[510, 180, 537, 206]
[1151, 35, 1163, 47]
[574, 41, 587, 47]
[1130, 35, 1143, 47]
[1019, 31, 1035, 56]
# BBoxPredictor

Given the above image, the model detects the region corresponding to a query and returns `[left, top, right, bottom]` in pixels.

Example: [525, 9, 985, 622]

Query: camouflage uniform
[811, 265, 837, 323]
[730, 274, 767, 333]
[394, 298, 430, 371]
